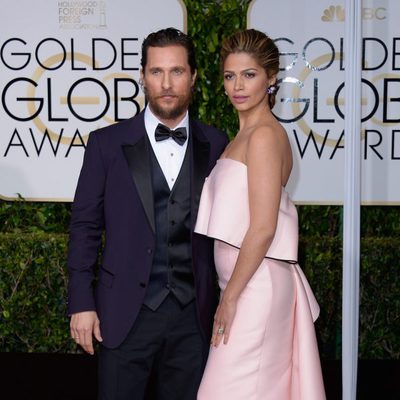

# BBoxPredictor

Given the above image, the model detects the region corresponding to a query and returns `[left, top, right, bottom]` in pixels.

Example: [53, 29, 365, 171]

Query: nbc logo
[321, 5, 386, 21]
[321, 5, 345, 22]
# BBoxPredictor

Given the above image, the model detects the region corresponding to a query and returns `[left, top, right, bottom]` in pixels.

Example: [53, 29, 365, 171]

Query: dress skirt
[198, 240, 297, 400]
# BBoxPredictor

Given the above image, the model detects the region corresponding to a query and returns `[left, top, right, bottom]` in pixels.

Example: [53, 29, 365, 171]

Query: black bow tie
[155, 123, 187, 146]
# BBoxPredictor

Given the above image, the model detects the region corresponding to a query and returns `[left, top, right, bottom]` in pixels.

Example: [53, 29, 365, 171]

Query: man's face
[141, 45, 196, 127]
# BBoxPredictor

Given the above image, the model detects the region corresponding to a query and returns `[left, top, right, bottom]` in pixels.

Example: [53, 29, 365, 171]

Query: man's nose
[162, 73, 172, 90]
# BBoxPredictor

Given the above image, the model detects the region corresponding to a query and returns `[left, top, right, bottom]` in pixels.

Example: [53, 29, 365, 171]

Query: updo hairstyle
[221, 29, 280, 109]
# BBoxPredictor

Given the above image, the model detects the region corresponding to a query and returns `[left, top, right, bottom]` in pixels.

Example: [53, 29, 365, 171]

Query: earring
[139, 78, 144, 91]
[224, 90, 228, 95]
[266, 84, 277, 95]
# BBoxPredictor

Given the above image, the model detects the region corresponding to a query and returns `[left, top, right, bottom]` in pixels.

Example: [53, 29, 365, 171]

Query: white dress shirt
[144, 106, 190, 190]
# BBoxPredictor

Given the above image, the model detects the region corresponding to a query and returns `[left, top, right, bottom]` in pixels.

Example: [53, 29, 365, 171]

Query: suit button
[147, 248, 153, 254]
[168, 242, 173, 247]
[139, 282, 146, 288]
[169, 264, 173, 269]
[170, 220, 175, 225]
[166, 283, 170, 289]
[170, 199, 175, 205]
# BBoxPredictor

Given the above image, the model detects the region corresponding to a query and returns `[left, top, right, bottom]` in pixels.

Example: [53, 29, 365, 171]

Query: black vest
[143, 139, 195, 310]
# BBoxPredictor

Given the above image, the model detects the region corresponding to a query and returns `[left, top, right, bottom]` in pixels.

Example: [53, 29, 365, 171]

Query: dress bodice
[195, 158, 299, 264]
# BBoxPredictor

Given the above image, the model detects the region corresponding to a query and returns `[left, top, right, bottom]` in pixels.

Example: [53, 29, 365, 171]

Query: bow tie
[155, 123, 187, 146]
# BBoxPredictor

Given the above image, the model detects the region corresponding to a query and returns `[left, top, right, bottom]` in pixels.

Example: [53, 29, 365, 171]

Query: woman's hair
[221, 29, 280, 109]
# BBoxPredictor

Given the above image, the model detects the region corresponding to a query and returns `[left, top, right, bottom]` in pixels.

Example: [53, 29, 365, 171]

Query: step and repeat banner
[1, 1, 399, 204]
[249, 0, 399, 204]
[0, 0, 185, 201]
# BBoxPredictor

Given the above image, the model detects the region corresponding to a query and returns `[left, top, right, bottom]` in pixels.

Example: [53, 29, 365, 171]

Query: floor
[0, 354, 398, 399]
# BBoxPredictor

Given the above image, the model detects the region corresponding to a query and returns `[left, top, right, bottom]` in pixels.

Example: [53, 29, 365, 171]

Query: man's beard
[145, 89, 192, 121]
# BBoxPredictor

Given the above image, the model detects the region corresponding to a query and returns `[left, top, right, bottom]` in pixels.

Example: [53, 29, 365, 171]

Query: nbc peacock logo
[321, 5, 345, 22]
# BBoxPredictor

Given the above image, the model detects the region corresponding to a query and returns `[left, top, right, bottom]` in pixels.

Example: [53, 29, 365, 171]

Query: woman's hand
[211, 295, 237, 347]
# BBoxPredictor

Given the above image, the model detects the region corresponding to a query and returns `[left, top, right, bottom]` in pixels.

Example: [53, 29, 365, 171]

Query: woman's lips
[232, 96, 248, 103]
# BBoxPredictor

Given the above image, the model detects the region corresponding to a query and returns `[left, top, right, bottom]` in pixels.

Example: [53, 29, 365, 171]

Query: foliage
[359, 238, 400, 358]
[299, 236, 342, 359]
[185, 0, 251, 138]
[298, 205, 400, 238]
[300, 236, 400, 359]
[1, 232, 399, 358]
[0, 197, 70, 234]
[298, 206, 342, 238]
[0, 233, 76, 353]
[361, 206, 400, 237]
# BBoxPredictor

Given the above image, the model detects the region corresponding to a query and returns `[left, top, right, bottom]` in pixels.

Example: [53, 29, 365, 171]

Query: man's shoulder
[90, 112, 144, 143]
[191, 118, 227, 142]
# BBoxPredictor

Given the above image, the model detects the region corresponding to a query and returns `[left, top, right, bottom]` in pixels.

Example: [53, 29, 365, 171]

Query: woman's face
[223, 52, 273, 112]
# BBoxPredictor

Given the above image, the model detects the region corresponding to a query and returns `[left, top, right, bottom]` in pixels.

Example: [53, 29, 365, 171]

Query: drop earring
[266, 84, 277, 95]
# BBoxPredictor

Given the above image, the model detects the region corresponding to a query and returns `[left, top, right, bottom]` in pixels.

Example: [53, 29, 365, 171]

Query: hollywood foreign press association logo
[58, 1, 107, 29]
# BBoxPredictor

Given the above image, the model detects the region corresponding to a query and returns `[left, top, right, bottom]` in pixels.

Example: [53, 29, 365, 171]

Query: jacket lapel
[122, 118, 155, 234]
[190, 120, 210, 228]
[121, 115, 210, 234]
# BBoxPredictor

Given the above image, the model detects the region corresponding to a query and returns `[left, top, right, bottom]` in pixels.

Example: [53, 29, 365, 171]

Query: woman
[195, 29, 326, 399]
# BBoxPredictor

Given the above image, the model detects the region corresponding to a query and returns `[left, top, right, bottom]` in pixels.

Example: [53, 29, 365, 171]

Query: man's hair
[141, 27, 197, 74]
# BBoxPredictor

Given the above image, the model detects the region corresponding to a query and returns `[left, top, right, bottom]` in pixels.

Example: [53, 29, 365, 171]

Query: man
[67, 27, 228, 399]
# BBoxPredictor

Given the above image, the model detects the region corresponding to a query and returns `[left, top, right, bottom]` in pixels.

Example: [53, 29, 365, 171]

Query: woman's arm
[211, 126, 285, 346]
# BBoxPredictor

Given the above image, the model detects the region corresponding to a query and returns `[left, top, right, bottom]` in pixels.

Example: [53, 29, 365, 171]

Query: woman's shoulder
[247, 120, 287, 152]
[245, 120, 292, 178]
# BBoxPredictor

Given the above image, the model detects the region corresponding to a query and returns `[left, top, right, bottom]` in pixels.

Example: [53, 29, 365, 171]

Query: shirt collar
[144, 106, 189, 144]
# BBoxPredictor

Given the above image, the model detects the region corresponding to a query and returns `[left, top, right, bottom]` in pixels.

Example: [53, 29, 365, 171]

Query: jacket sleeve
[67, 131, 106, 315]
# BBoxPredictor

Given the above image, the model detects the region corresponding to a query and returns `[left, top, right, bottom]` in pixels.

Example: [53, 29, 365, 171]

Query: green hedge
[1, 232, 399, 359]
[300, 236, 400, 359]
[0, 233, 73, 353]
[186, 0, 250, 138]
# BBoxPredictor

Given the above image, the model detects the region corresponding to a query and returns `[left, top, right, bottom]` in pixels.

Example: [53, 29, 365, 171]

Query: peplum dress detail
[195, 158, 326, 400]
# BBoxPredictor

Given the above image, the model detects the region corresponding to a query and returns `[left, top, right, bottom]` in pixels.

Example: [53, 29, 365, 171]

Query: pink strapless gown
[194, 158, 326, 400]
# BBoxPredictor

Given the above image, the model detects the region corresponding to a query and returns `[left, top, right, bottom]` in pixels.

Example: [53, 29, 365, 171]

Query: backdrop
[249, 0, 400, 204]
[0, 0, 185, 201]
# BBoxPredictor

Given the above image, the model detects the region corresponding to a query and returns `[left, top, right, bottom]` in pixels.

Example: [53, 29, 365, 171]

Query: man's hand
[70, 311, 102, 355]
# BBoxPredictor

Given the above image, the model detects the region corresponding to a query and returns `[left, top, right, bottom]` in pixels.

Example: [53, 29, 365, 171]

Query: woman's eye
[245, 72, 255, 78]
[224, 74, 233, 80]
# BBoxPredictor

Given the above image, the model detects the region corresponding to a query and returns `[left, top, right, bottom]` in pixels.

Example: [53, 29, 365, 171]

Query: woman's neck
[237, 103, 273, 134]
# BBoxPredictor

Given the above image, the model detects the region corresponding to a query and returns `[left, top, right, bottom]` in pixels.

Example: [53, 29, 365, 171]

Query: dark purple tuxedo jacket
[67, 111, 228, 348]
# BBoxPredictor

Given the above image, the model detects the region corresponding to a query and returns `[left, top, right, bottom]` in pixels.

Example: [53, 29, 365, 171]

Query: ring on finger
[217, 327, 224, 335]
